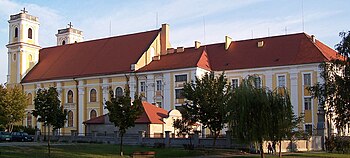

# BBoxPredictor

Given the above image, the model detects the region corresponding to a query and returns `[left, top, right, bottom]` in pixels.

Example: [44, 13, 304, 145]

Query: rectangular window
[140, 81, 146, 92]
[254, 76, 262, 88]
[278, 75, 286, 87]
[156, 80, 162, 91]
[305, 124, 312, 135]
[303, 73, 311, 86]
[175, 74, 187, 82]
[304, 97, 312, 110]
[175, 89, 184, 99]
[232, 79, 239, 90]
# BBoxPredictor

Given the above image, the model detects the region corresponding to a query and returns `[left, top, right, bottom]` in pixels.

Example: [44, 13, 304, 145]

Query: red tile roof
[137, 47, 211, 72]
[136, 101, 168, 124]
[138, 33, 340, 72]
[84, 115, 105, 124]
[22, 29, 160, 83]
[84, 101, 168, 125]
[206, 33, 340, 71]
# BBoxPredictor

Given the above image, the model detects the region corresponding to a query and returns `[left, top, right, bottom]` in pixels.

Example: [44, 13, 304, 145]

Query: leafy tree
[182, 72, 232, 147]
[173, 107, 195, 148]
[105, 83, 142, 156]
[32, 87, 67, 158]
[0, 85, 27, 132]
[308, 31, 350, 133]
[268, 88, 302, 157]
[229, 75, 270, 158]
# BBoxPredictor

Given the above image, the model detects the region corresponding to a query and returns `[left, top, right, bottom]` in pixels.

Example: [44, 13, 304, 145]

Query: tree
[0, 85, 27, 132]
[32, 87, 67, 158]
[173, 107, 195, 149]
[105, 83, 142, 156]
[308, 31, 350, 133]
[268, 88, 302, 157]
[182, 72, 232, 147]
[229, 76, 270, 158]
[229, 76, 301, 158]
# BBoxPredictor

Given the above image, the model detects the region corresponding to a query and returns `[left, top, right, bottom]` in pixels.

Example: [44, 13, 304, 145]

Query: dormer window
[28, 28, 33, 39]
[14, 27, 18, 38]
[62, 40, 66, 45]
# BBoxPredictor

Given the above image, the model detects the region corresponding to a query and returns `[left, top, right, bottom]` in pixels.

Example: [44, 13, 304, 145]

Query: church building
[6, 10, 349, 136]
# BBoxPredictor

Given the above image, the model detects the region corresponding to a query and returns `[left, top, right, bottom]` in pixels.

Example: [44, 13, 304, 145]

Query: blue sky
[0, 0, 349, 84]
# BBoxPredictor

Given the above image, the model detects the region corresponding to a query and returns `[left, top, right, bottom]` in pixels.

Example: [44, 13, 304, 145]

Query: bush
[326, 136, 350, 154]
[334, 136, 350, 154]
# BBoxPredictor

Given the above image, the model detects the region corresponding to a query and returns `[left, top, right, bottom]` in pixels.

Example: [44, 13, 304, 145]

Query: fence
[34, 130, 323, 151]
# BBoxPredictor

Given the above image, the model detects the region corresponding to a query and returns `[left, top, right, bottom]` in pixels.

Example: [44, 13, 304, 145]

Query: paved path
[0, 142, 69, 146]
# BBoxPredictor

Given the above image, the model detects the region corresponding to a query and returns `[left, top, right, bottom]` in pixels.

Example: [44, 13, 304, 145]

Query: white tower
[55, 22, 83, 46]
[6, 8, 41, 86]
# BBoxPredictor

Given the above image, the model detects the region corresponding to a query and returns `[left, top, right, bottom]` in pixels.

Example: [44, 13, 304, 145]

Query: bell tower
[6, 8, 41, 86]
[56, 22, 83, 46]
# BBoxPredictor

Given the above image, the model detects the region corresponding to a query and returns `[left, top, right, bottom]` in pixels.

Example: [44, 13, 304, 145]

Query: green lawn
[0, 143, 206, 158]
[0, 143, 349, 158]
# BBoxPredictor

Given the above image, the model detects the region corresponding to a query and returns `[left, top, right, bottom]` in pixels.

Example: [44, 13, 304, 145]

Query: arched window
[27, 93, 32, 105]
[68, 110, 73, 127]
[67, 90, 73, 103]
[62, 40, 65, 45]
[28, 28, 33, 39]
[90, 110, 97, 119]
[115, 87, 123, 97]
[13, 53, 16, 61]
[90, 89, 97, 102]
[14, 27, 18, 38]
[26, 112, 32, 128]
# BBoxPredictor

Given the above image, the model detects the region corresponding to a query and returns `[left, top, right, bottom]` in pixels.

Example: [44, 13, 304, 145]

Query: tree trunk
[260, 141, 265, 158]
[279, 140, 282, 157]
[213, 132, 218, 148]
[120, 133, 123, 156]
[48, 124, 51, 158]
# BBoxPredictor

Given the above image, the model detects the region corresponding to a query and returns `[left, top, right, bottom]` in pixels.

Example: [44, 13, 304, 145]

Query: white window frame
[89, 109, 98, 119]
[254, 76, 262, 88]
[231, 78, 239, 89]
[277, 74, 286, 88]
[115, 86, 124, 97]
[174, 74, 188, 83]
[304, 97, 312, 111]
[66, 89, 74, 103]
[302, 72, 312, 87]
[89, 88, 98, 102]
[140, 81, 146, 92]
[156, 80, 162, 91]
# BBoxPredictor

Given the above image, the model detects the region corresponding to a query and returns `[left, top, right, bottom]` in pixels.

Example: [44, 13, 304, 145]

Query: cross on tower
[21, 7, 28, 14]
[68, 22, 73, 28]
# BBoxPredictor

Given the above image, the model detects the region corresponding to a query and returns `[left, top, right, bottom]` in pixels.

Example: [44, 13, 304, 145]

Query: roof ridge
[41, 29, 161, 50]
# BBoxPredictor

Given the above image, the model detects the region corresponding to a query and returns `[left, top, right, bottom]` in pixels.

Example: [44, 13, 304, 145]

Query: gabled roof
[84, 101, 168, 125]
[137, 47, 211, 72]
[136, 101, 168, 124]
[206, 33, 340, 71]
[138, 33, 340, 73]
[22, 29, 160, 83]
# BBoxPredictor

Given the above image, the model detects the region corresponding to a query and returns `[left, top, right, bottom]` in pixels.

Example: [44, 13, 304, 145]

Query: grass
[0, 143, 349, 158]
[0, 143, 206, 158]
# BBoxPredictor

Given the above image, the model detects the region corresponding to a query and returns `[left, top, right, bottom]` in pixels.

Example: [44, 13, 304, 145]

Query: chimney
[195, 41, 201, 49]
[225, 36, 232, 50]
[167, 48, 175, 54]
[311, 35, 316, 43]
[257, 41, 264, 48]
[176, 47, 184, 53]
[152, 55, 161, 61]
[160, 24, 170, 55]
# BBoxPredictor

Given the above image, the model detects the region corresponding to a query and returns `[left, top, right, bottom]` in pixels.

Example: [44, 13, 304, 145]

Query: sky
[0, 0, 349, 84]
